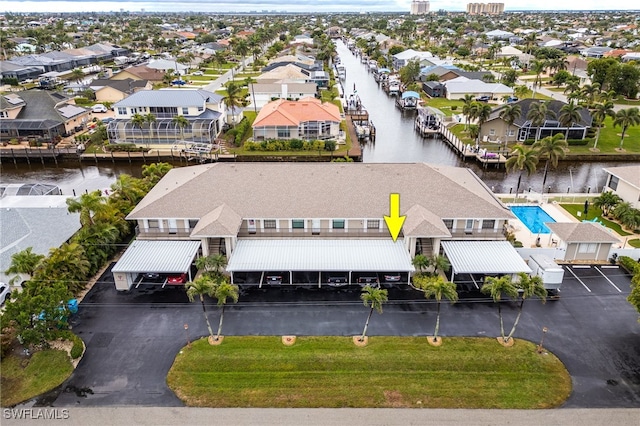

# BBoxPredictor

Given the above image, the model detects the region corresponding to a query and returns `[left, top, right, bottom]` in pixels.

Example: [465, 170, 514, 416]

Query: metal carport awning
[226, 239, 414, 272]
[112, 240, 201, 274]
[441, 241, 531, 275]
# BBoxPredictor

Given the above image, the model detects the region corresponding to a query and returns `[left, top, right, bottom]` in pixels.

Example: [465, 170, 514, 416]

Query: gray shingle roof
[603, 165, 640, 190]
[546, 222, 620, 243]
[114, 89, 222, 108]
[128, 163, 514, 234]
[486, 99, 593, 128]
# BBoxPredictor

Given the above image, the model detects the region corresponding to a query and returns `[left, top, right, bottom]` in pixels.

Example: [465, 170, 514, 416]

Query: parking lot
[30, 263, 640, 408]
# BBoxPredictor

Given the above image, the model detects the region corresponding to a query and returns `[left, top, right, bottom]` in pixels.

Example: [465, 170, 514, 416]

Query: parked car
[265, 275, 283, 285]
[506, 96, 519, 103]
[383, 274, 402, 283]
[167, 273, 187, 285]
[327, 275, 348, 286]
[192, 71, 204, 76]
[101, 117, 114, 124]
[357, 276, 380, 287]
[92, 104, 108, 113]
[138, 273, 165, 283]
[476, 95, 491, 102]
[0, 282, 11, 306]
[172, 80, 187, 86]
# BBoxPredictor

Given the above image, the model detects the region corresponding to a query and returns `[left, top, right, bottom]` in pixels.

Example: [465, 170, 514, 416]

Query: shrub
[451, 106, 458, 111]
[289, 139, 304, 150]
[324, 140, 337, 151]
[55, 331, 84, 359]
[74, 97, 91, 106]
[567, 138, 590, 146]
[618, 256, 640, 275]
[105, 144, 146, 152]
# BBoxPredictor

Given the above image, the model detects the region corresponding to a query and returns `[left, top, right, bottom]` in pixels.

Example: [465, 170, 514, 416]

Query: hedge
[105, 144, 147, 152]
[618, 256, 640, 275]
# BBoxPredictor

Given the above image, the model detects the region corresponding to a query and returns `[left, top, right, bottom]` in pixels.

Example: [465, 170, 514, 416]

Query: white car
[92, 104, 108, 113]
[0, 282, 10, 306]
[192, 71, 204, 76]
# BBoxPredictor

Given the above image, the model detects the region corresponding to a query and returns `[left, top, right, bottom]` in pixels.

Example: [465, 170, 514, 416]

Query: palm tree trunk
[361, 307, 374, 341]
[540, 160, 549, 195]
[216, 304, 225, 340]
[433, 301, 441, 342]
[200, 296, 215, 339]
[506, 298, 525, 340]
[498, 301, 506, 341]
[593, 126, 601, 150]
[619, 128, 627, 149]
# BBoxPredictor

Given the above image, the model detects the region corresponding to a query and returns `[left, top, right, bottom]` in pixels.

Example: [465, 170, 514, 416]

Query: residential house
[0, 90, 91, 143]
[392, 49, 435, 70]
[603, 165, 640, 209]
[419, 65, 493, 83]
[422, 81, 445, 98]
[485, 29, 514, 40]
[252, 97, 341, 141]
[112, 162, 527, 291]
[248, 82, 318, 110]
[88, 78, 152, 103]
[293, 33, 314, 45]
[256, 64, 310, 85]
[147, 59, 189, 76]
[443, 76, 513, 100]
[480, 99, 592, 144]
[107, 89, 225, 146]
[0, 61, 42, 82]
[111, 65, 165, 83]
[546, 222, 619, 262]
[581, 46, 613, 58]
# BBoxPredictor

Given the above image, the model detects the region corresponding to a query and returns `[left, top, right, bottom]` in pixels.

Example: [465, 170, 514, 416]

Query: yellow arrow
[383, 193, 406, 242]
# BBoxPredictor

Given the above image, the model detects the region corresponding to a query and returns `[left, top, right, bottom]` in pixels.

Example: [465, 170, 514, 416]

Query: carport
[112, 240, 201, 290]
[441, 241, 531, 288]
[226, 239, 414, 287]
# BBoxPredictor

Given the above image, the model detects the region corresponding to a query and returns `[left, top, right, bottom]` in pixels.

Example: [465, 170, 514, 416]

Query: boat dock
[439, 127, 506, 169]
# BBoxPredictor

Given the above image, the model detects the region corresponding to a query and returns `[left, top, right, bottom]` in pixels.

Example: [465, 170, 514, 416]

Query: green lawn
[1, 350, 74, 406]
[187, 75, 217, 82]
[167, 336, 571, 409]
[613, 96, 640, 106]
[567, 117, 640, 154]
[421, 98, 464, 116]
[560, 203, 632, 236]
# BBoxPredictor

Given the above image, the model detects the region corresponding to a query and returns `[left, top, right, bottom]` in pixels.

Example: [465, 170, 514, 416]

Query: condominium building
[410, 0, 430, 15]
[467, 3, 505, 14]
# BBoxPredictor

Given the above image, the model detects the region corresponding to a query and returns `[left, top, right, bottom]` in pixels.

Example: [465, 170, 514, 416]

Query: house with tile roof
[248, 82, 318, 110]
[251, 97, 341, 141]
[107, 89, 225, 147]
[480, 99, 592, 144]
[111, 162, 528, 291]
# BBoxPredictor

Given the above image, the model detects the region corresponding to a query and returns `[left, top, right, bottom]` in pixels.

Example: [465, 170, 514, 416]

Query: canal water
[0, 40, 636, 194]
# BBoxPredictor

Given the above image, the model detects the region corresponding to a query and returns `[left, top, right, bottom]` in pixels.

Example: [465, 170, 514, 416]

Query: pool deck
[501, 196, 624, 250]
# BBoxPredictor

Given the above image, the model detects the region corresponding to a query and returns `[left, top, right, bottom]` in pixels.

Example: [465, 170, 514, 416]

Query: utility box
[528, 254, 564, 297]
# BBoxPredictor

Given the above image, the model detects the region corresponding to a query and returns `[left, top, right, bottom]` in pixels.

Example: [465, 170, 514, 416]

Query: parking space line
[565, 266, 591, 292]
[594, 267, 622, 292]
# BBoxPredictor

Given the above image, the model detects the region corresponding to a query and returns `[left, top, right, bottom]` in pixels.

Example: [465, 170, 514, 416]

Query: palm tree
[430, 255, 451, 275]
[412, 254, 430, 274]
[5, 247, 45, 285]
[186, 276, 217, 342]
[222, 81, 246, 127]
[72, 222, 120, 274]
[613, 108, 640, 150]
[505, 273, 547, 341]
[196, 253, 228, 276]
[481, 275, 519, 343]
[530, 59, 547, 97]
[212, 276, 239, 340]
[359, 285, 388, 342]
[35, 242, 91, 294]
[66, 190, 110, 227]
[144, 113, 157, 147]
[580, 83, 601, 107]
[558, 101, 583, 142]
[413, 275, 458, 343]
[475, 103, 493, 144]
[526, 101, 554, 143]
[71, 68, 84, 84]
[563, 79, 580, 96]
[593, 191, 622, 217]
[533, 133, 568, 194]
[590, 101, 615, 150]
[498, 104, 522, 145]
[505, 144, 538, 198]
[461, 94, 475, 131]
[171, 115, 190, 144]
[142, 162, 173, 186]
[131, 113, 146, 145]
[110, 173, 146, 207]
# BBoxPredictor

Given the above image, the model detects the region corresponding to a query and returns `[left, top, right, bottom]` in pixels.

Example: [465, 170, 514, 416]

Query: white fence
[516, 247, 566, 261]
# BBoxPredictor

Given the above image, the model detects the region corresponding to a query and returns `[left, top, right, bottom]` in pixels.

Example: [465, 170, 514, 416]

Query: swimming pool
[510, 206, 556, 234]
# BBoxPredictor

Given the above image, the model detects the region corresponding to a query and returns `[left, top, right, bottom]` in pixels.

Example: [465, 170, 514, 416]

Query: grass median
[167, 336, 571, 408]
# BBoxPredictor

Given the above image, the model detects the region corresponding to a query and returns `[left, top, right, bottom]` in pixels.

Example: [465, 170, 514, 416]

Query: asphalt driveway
[33, 263, 640, 408]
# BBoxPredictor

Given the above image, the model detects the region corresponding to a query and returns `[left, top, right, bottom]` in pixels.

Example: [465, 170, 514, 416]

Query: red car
[167, 273, 187, 285]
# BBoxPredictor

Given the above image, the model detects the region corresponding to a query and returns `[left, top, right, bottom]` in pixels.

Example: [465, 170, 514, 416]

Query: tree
[412, 254, 430, 274]
[185, 276, 217, 342]
[533, 133, 568, 194]
[413, 275, 458, 342]
[593, 191, 622, 217]
[171, 115, 190, 143]
[430, 255, 451, 275]
[505, 144, 538, 198]
[501, 69, 518, 87]
[461, 94, 475, 130]
[499, 104, 522, 145]
[72, 222, 120, 274]
[475, 103, 492, 144]
[526, 101, 555, 143]
[222, 82, 246, 127]
[110, 173, 147, 207]
[211, 276, 239, 340]
[144, 113, 157, 147]
[142, 162, 173, 187]
[196, 253, 228, 276]
[589, 101, 615, 150]
[359, 285, 388, 341]
[34, 242, 91, 295]
[5, 247, 45, 286]
[66, 190, 110, 227]
[558, 101, 583, 141]
[399, 60, 421, 85]
[531, 59, 547, 96]
[505, 273, 547, 341]
[481, 275, 519, 343]
[71, 68, 84, 84]
[131, 113, 146, 144]
[613, 108, 640, 150]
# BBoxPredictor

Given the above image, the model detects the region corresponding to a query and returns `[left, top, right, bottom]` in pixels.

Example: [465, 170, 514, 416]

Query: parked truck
[528, 254, 564, 298]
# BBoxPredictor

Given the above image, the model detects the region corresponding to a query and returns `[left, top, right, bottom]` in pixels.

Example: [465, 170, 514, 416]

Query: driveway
[32, 263, 640, 407]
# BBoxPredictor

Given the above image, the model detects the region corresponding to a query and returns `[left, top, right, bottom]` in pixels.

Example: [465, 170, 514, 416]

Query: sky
[2, 0, 637, 14]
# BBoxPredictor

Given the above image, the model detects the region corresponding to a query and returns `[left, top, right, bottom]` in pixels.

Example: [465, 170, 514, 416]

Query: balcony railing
[135, 227, 192, 239]
[237, 228, 398, 238]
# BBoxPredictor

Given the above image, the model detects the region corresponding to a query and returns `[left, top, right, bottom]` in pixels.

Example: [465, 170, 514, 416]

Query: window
[482, 219, 495, 229]
[148, 219, 159, 229]
[0, 111, 8, 118]
[367, 219, 380, 229]
[118, 107, 126, 115]
[489, 129, 496, 136]
[292, 219, 305, 229]
[508, 129, 515, 136]
[465, 219, 474, 230]
[443, 219, 454, 229]
[198, 106, 204, 112]
[332, 219, 345, 229]
[608, 176, 619, 191]
[277, 128, 290, 138]
[188, 219, 198, 229]
[263, 219, 276, 229]
[578, 243, 597, 254]
[182, 107, 189, 115]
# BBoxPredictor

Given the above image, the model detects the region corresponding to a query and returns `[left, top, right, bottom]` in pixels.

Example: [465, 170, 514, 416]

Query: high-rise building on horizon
[467, 3, 504, 15]
[410, 0, 430, 15]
